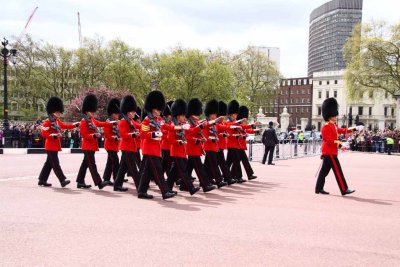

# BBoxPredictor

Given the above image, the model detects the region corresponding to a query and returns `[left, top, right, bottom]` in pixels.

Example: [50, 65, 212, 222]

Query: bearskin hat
[135, 106, 142, 120]
[163, 100, 174, 117]
[82, 94, 98, 113]
[106, 98, 120, 116]
[217, 101, 227, 117]
[141, 109, 148, 121]
[187, 98, 203, 117]
[46, 96, 64, 114]
[237, 106, 249, 120]
[171, 99, 187, 117]
[321, 97, 338, 121]
[204, 99, 219, 117]
[227, 100, 240, 115]
[144, 90, 165, 112]
[120, 95, 137, 115]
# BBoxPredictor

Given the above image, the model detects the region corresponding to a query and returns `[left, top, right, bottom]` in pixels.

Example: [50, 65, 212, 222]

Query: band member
[38, 96, 79, 187]
[216, 101, 236, 185]
[202, 99, 229, 188]
[236, 105, 259, 180]
[102, 98, 121, 186]
[137, 90, 176, 200]
[225, 100, 246, 183]
[315, 98, 358, 195]
[114, 95, 141, 192]
[76, 94, 110, 189]
[186, 98, 216, 192]
[166, 99, 200, 195]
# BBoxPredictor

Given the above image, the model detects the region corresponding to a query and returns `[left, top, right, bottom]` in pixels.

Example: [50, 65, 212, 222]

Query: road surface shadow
[153, 197, 204, 211]
[331, 195, 393, 206]
[51, 187, 82, 195]
[86, 189, 123, 198]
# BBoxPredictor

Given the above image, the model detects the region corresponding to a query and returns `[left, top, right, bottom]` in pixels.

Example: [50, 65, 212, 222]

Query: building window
[369, 107, 372, 116]
[301, 89, 305, 94]
[392, 108, 395, 117]
[327, 80, 330, 85]
[298, 79, 302, 85]
[318, 107, 322, 115]
[293, 80, 297, 85]
[285, 99, 288, 104]
[358, 106, 363, 115]
[304, 79, 308, 85]
[301, 107, 304, 113]
[307, 99, 311, 103]
[334, 80, 338, 84]
[308, 89, 311, 94]
[319, 81, 322, 85]
[326, 91, 329, 98]
[318, 91, 322, 99]
[384, 107, 388, 116]
[334, 91, 337, 98]
[318, 122, 321, 131]
[288, 80, 291, 86]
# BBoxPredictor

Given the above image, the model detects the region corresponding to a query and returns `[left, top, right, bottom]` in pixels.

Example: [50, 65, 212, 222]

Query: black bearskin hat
[322, 97, 339, 121]
[106, 98, 120, 116]
[135, 107, 142, 120]
[120, 95, 137, 115]
[217, 101, 227, 117]
[204, 99, 219, 117]
[227, 100, 239, 114]
[163, 100, 174, 117]
[171, 99, 187, 117]
[144, 90, 165, 112]
[237, 106, 249, 120]
[46, 96, 64, 114]
[82, 94, 98, 113]
[141, 109, 148, 121]
[187, 98, 203, 117]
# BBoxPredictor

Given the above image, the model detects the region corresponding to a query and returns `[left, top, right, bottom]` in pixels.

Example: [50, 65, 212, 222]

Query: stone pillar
[300, 118, 308, 131]
[280, 106, 290, 132]
[396, 96, 400, 129]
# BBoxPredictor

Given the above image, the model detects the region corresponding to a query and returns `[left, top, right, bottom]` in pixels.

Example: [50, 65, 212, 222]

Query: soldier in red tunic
[113, 95, 142, 192]
[315, 98, 357, 195]
[38, 97, 79, 187]
[161, 101, 174, 179]
[76, 94, 110, 189]
[186, 98, 216, 192]
[102, 98, 121, 186]
[133, 106, 142, 167]
[166, 99, 200, 195]
[137, 90, 176, 200]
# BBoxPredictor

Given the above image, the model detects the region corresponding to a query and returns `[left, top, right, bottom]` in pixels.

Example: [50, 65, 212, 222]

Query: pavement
[0, 151, 399, 266]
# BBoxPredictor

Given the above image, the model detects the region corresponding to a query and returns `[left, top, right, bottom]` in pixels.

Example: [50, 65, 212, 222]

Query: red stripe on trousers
[329, 155, 345, 192]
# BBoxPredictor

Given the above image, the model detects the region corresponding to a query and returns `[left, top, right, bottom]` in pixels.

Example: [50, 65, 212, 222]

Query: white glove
[230, 125, 242, 129]
[355, 125, 364, 131]
[154, 131, 163, 137]
[341, 142, 350, 149]
[182, 123, 190, 130]
[208, 119, 216, 125]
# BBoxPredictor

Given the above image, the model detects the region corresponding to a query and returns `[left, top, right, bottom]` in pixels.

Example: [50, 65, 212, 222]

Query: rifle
[172, 117, 186, 142]
[188, 117, 206, 142]
[121, 113, 139, 138]
[147, 112, 161, 132]
[48, 113, 61, 134]
[206, 118, 219, 142]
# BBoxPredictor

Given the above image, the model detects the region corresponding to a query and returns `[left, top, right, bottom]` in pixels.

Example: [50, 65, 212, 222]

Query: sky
[1, 0, 399, 78]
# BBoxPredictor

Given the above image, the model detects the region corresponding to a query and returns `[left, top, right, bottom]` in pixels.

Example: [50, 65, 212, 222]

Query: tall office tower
[307, 0, 363, 76]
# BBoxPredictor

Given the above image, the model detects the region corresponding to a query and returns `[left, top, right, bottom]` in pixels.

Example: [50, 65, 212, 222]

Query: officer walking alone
[261, 121, 279, 165]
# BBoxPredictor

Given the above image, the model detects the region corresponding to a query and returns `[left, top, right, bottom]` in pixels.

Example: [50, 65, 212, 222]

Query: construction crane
[77, 12, 82, 47]
[16, 6, 39, 45]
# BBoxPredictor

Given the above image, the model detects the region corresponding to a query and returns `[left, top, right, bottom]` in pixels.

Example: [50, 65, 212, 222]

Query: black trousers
[238, 149, 254, 178]
[204, 151, 223, 184]
[262, 145, 275, 164]
[227, 148, 243, 180]
[138, 155, 168, 195]
[76, 150, 102, 186]
[315, 154, 349, 194]
[216, 149, 234, 182]
[162, 149, 172, 174]
[103, 150, 120, 182]
[134, 150, 141, 168]
[167, 156, 195, 191]
[114, 151, 140, 189]
[187, 156, 211, 188]
[38, 151, 67, 183]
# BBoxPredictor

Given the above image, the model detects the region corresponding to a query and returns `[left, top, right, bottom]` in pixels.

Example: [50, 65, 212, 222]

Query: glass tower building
[307, 0, 363, 76]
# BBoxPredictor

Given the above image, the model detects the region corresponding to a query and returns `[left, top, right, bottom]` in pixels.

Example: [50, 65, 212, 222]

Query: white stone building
[311, 70, 397, 131]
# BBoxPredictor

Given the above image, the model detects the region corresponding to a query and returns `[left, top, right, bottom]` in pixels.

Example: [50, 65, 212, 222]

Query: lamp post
[1, 38, 17, 147]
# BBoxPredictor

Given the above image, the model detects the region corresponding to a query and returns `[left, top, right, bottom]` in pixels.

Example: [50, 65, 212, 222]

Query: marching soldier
[161, 101, 174, 178]
[113, 95, 141, 192]
[76, 94, 110, 189]
[38, 96, 79, 187]
[102, 98, 121, 186]
[137, 90, 176, 200]
[133, 106, 142, 167]
[202, 99, 228, 188]
[315, 98, 359, 195]
[186, 98, 216, 192]
[166, 99, 200, 195]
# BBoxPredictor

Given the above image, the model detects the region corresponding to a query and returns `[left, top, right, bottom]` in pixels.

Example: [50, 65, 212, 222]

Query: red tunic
[118, 119, 141, 152]
[140, 116, 174, 157]
[226, 120, 241, 149]
[80, 118, 108, 151]
[161, 120, 172, 151]
[185, 119, 205, 156]
[202, 123, 219, 152]
[168, 122, 186, 158]
[103, 120, 120, 151]
[321, 122, 352, 155]
[216, 121, 229, 150]
[238, 127, 256, 150]
[41, 119, 75, 151]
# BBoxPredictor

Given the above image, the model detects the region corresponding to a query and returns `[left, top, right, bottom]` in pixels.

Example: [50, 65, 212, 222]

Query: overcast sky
[1, 0, 399, 78]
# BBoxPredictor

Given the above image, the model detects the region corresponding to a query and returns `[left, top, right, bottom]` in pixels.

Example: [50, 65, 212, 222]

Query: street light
[1, 37, 18, 147]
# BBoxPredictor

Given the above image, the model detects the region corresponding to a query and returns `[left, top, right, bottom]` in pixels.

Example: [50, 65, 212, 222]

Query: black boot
[162, 191, 175, 199]
[342, 189, 355, 196]
[38, 181, 52, 187]
[236, 178, 247, 183]
[138, 192, 153, 199]
[227, 179, 237, 185]
[248, 175, 257, 180]
[98, 180, 108, 190]
[315, 189, 330, 195]
[114, 186, 128, 192]
[217, 181, 228, 188]
[203, 184, 216, 192]
[77, 183, 91, 189]
[60, 180, 70, 188]
[189, 187, 200, 195]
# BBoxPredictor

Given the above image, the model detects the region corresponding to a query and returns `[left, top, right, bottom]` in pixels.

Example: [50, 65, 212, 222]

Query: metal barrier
[248, 139, 322, 162]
